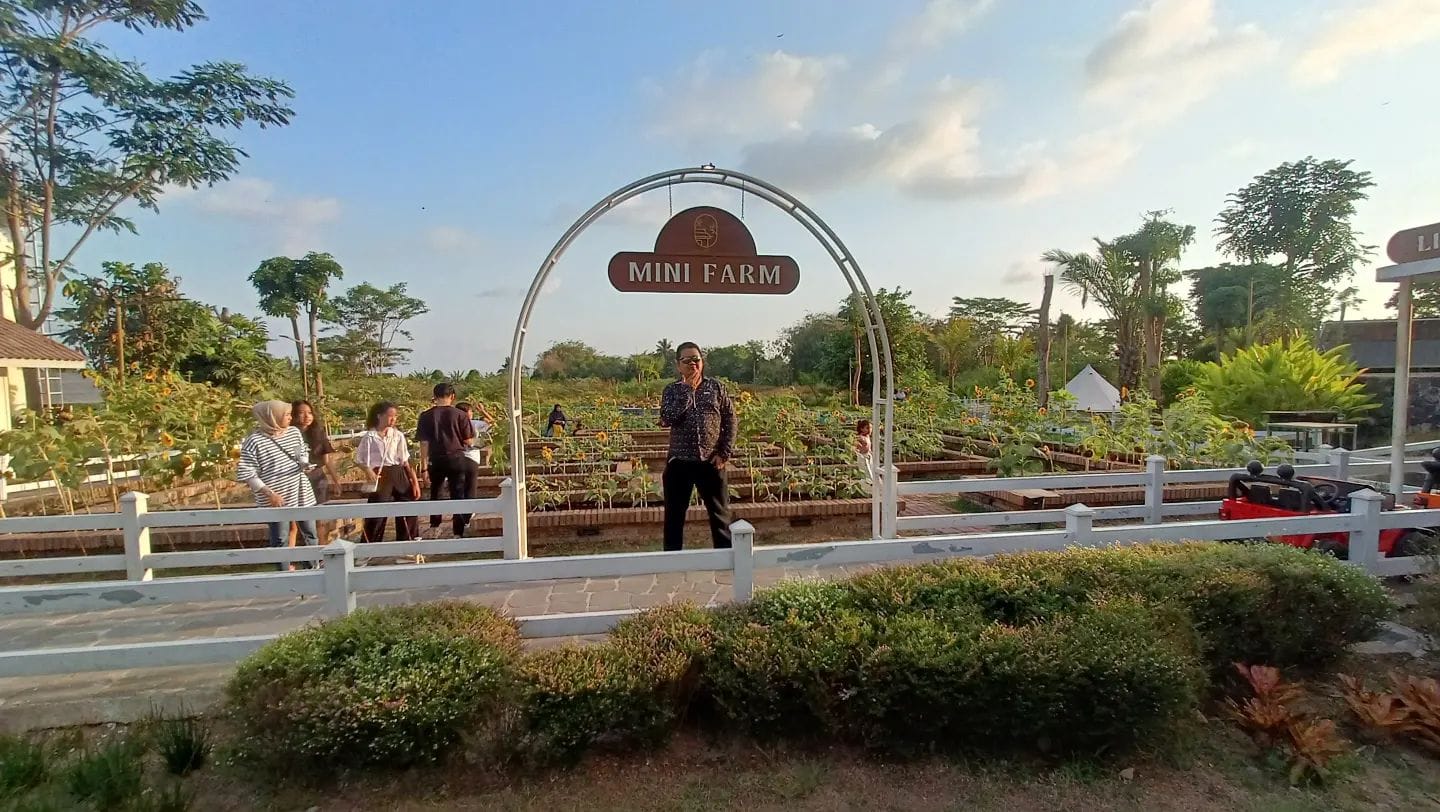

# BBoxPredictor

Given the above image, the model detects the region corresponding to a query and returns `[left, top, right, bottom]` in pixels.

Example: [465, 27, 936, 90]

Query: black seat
[1277, 488, 1304, 512]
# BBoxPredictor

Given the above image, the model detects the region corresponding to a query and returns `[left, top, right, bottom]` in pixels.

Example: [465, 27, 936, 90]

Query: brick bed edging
[0, 499, 901, 558]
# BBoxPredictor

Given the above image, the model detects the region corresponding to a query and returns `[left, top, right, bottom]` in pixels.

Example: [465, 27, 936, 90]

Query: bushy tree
[323, 282, 429, 373]
[1215, 157, 1374, 325]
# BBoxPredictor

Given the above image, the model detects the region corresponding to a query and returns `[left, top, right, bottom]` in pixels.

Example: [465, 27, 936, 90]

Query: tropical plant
[1043, 242, 1145, 390]
[1195, 337, 1378, 426]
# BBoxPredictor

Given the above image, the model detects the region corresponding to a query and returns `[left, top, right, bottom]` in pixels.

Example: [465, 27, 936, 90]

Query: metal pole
[1391, 277, 1413, 496]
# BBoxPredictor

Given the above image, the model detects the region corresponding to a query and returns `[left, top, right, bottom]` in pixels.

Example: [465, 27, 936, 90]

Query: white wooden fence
[1, 452, 1437, 677]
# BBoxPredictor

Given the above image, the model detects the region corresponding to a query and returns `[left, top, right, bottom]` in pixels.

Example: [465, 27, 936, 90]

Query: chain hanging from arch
[667, 175, 673, 217]
[740, 178, 745, 219]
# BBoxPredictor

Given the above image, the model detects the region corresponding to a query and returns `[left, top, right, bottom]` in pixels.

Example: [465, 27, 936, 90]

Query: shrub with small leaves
[226, 601, 521, 770]
[517, 603, 716, 766]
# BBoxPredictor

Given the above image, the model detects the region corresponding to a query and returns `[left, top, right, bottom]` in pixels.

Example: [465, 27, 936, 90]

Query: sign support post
[1377, 220, 1440, 496]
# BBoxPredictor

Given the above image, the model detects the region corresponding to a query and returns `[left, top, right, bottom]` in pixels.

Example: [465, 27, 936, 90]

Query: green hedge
[516, 604, 714, 766]
[226, 542, 1393, 771]
[226, 601, 520, 769]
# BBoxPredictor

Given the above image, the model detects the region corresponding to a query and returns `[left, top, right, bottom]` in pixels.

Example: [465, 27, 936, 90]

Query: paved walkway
[0, 559, 880, 731]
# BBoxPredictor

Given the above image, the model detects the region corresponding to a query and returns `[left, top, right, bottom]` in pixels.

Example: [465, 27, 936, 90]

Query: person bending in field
[659, 341, 736, 551]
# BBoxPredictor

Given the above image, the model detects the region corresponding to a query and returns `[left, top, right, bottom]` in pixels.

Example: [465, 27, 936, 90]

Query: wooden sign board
[608, 206, 799, 295]
[1388, 221, 1440, 265]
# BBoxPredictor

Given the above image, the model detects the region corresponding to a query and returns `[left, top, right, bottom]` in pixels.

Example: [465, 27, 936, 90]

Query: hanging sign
[608, 206, 800, 294]
[1387, 221, 1440, 264]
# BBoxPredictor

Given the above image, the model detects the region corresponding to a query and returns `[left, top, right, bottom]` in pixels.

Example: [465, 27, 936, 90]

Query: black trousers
[363, 466, 418, 542]
[428, 454, 478, 537]
[662, 458, 732, 551]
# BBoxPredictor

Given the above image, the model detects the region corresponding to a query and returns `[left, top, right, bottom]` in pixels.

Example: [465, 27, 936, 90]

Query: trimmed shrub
[226, 601, 521, 769]
[517, 603, 716, 766]
[983, 544, 1393, 670]
[710, 594, 1200, 754]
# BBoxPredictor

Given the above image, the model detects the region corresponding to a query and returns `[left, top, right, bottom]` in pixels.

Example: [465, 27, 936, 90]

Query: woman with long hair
[291, 399, 341, 543]
[236, 400, 317, 569]
[354, 401, 420, 543]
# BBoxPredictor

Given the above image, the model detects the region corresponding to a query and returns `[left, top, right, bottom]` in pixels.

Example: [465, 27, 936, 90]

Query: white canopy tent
[1065, 364, 1121, 412]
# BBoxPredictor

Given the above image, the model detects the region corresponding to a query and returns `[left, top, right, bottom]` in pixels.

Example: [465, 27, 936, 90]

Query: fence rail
[3, 450, 1439, 677]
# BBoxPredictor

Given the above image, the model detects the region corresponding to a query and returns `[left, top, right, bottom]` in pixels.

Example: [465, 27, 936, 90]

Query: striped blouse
[236, 427, 316, 509]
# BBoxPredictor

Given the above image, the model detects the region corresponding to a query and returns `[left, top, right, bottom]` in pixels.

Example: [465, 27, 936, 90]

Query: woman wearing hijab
[237, 400, 318, 568]
[355, 401, 421, 543]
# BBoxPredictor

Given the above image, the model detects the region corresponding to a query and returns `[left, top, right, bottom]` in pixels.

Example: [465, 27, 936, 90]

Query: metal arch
[505, 167, 898, 556]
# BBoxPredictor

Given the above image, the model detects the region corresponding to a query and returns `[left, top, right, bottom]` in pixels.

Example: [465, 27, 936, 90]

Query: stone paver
[0, 557, 877, 731]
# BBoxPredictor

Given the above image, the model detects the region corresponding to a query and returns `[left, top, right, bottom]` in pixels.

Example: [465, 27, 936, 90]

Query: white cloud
[1293, 0, 1440, 86]
[474, 275, 560, 300]
[174, 177, 341, 254]
[646, 49, 844, 139]
[1084, 0, 1275, 125]
[1000, 260, 1042, 285]
[740, 82, 1128, 202]
[423, 225, 484, 255]
[890, 0, 996, 53]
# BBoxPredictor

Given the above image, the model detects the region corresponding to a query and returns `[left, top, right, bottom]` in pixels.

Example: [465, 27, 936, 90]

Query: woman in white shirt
[457, 401, 495, 469]
[236, 400, 317, 569]
[355, 401, 420, 542]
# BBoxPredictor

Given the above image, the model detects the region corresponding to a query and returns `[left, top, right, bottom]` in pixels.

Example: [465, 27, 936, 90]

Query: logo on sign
[693, 213, 718, 249]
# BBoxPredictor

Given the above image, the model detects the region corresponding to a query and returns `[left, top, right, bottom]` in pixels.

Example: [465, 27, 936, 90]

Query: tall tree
[0, 0, 293, 403]
[250, 253, 343, 398]
[1334, 286, 1364, 322]
[57, 261, 273, 392]
[324, 282, 428, 374]
[1043, 242, 1144, 389]
[1035, 272, 1055, 407]
[250, 257, 307, 395]
[57, 261, 210, 376]
[1113, 212, 1196, 399]
[837, 289, 926, 406]
[948, 296, 1035, 335]
[1215, 157, 1375, 323]
[1387, 283, 1440, 319]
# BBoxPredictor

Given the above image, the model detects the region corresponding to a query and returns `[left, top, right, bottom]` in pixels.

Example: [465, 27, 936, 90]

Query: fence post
[499, 477, 528, 560]
[1144, 455, 1166, 525]
[1064, 503, 1095, 547]
[1329, 447, 1351, 482]
[881, 465, 900, 539]
[120, 491, 152, 582]
[1347, 489, 1384, 573]
[730, 519, 755, 603]
[322, 539, 356, 617]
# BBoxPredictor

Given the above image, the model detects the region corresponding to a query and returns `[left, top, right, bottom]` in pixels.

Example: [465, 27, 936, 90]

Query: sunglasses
[679, 356, 703, 365]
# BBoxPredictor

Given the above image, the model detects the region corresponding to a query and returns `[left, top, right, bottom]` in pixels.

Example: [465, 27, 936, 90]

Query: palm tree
[1113, 213, 1196, 399]
[1043, 242, 1145, 390]
[1334, 286, 1364, 322]
[654, 339, 674, 360]
[931, 317, 976, 391]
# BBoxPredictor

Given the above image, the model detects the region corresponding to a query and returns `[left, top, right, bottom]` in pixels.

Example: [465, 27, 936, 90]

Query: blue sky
[75, 0, 1440, 372]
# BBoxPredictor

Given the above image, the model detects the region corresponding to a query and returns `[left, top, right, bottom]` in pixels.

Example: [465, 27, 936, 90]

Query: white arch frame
[504, 166, 897, 558]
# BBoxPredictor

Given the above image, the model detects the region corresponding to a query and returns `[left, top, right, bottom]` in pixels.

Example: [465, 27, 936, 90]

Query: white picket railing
[0, 479, 522, 580]
[3, 450, 1438, 677]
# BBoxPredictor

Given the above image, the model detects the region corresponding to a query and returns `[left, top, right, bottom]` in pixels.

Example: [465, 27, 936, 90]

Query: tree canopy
[0, 0, 293, 332]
